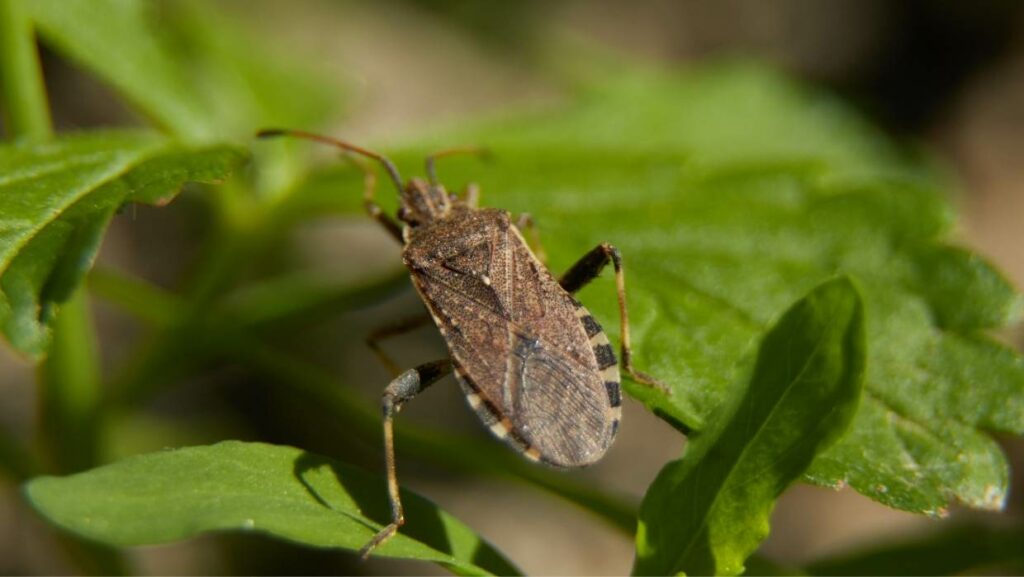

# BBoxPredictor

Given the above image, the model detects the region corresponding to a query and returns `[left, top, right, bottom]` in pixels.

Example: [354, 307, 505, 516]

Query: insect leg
[514, 212, 548, 267]
[366, 315, 433, 377]
[347, 154, 404, 242]
[360, 358, 453, 559]
[559, 243, 669, 392]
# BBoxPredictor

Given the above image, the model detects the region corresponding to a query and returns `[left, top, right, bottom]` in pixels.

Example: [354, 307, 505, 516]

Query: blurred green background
[2, 0, 1023, 574]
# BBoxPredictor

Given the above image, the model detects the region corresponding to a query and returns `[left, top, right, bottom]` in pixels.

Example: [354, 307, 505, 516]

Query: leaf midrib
[666, 312, 839, 573]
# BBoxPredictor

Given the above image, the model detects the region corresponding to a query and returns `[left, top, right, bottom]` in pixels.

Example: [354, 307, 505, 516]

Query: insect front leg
[347, 154, 404, 242]
[366, 314, 433, 377]
[514, 213, 548, 267]
[359, 358, 453, 559]
[559, 243, 669, 392]
[255, 129, 404, 241]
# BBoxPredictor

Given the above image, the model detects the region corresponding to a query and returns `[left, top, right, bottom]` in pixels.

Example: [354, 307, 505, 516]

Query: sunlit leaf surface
[24, 441, 520, 576]
[379, 64, 1024, 514]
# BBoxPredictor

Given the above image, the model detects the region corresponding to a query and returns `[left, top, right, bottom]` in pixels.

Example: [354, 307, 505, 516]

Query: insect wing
[507, 332, 615, 466]
[407, 211, 618, 467]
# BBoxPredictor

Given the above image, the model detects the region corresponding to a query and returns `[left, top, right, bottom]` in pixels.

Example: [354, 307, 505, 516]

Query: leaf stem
[88, 268, 183, 327]
[0, 0, 101, 476]
[0, 0, 51, 140]
[0, 11, 125, 572]
[37, 290, 102, 474]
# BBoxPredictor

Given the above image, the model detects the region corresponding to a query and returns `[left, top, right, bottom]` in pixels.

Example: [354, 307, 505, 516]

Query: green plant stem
[106, 183, 268, 405]
[104, 249, 253, 405]
[224, 271, 410, 330]
[103, 163, 365, 404]
[88, 268, 183, 326]
[0, 0, 51, 139]
[37, 291, 103, 474]
[94, 263, 405, 412]
[0, 6, 124, 573]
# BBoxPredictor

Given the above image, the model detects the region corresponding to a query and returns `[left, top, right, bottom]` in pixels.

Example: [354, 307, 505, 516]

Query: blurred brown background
[2, 0, 1023, 574]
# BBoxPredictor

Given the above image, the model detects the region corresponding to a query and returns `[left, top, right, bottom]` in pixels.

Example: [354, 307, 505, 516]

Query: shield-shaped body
[403, 207, 622, 467]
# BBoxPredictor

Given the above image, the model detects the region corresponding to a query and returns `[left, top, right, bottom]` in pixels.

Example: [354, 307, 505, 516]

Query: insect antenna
[256, 128, 404, 193]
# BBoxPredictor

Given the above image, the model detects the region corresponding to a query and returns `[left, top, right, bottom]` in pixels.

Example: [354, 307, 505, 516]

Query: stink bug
[257, 129, 668, 558]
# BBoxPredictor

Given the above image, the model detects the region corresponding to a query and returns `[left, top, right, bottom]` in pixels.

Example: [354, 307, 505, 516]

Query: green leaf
[633, 277, 865, 576]
[394, 63, 1024, 515]
[0, 131, 245, 358]
[807, 523, 1024, 576]
[431, 64, 927, 180]
[29, 0, 340, 140]
[24, 441, 520, 576]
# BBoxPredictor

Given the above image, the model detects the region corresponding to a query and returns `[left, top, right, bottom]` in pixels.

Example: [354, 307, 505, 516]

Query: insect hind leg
[359, 358, 452, 559]
[558, 243, 668, 393]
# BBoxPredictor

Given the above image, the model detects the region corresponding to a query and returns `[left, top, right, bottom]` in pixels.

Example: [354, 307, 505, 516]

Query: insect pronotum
[257, 129, 668, 558]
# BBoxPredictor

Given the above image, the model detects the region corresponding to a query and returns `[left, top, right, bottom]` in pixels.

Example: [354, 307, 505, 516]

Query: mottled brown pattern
[405, 206, 618, 467]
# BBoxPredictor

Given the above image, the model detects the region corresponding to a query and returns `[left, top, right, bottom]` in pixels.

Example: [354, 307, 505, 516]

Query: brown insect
[257, 129, 668, 558]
